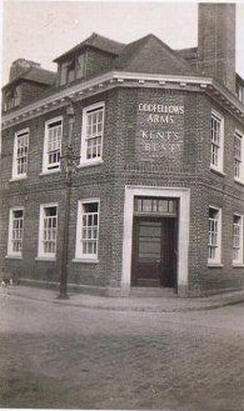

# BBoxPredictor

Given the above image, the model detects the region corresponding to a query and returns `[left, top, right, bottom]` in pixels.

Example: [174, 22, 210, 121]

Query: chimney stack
[198, 3, 236, 93]
[9, 59, 41, 82]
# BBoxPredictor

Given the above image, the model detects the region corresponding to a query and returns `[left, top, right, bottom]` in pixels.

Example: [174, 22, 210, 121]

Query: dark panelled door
[132, 217, 177, 288]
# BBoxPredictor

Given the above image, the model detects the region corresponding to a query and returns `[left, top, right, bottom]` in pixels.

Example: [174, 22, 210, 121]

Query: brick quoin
[1, 4, 244, 297]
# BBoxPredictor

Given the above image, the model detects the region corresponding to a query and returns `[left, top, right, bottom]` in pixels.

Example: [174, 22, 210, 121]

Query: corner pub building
[1, 3, 244, 297]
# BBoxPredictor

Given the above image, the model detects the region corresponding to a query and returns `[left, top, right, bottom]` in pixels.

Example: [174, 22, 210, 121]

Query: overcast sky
[2, 1, 244, 85]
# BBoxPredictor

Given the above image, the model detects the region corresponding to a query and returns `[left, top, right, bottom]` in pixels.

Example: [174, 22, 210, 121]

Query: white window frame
[74, 198, 100, 262]
[210, 110, 224, 174]
[208, 206, 222, 266]
[233, 214, 244, 266]
[12, 128, 29, 180]
[234, 130, 244, 184]
[7, 207, 24, 258]
[42, 116, 63, 174]
[37, 203, 58, 260]
[80, 102, 105, 167]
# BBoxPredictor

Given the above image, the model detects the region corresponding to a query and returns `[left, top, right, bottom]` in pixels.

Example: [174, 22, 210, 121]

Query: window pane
[46, 120, 62, 170]
[42, 207, 57, 255]
[84, 107, 104, 160]
[80, 202, 99, 256]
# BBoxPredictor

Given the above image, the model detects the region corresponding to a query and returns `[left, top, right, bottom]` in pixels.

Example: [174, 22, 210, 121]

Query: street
[1, 293, 244, 410]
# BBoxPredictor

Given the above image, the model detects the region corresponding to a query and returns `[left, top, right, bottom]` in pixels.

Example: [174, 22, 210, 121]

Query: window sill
[9, 176, 27, 182]
[35, 256, 56, 262]
[78, 159, 103, 168]
[210, 167, 226, 177]
[72, 258, 99, 264]
[208, 263, 224, 268]
[5, 255, 22, 260]
[234, 178, 244, 187]
[39, 169, 61, 176]
[232, 264, 244, 268]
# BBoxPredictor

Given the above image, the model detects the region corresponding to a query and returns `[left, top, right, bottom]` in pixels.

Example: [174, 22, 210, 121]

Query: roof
[54, 32, 197, 77]
[176, 47, 198, 59]
[3, 66, 57, 90]
[236, 73, 244, 86]
[54, 32, 125, 62]
[115, 34, 198, 76]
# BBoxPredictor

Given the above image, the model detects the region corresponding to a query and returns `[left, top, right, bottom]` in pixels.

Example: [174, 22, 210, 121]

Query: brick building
[1, 3, 244, 297]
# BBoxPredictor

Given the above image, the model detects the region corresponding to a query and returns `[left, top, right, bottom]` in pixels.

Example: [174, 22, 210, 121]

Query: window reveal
[42, 207, 58, 254]
[11, 209, 24, 253]
[43, 118, 63, 172]
[59, 54, 85, 86]
[208, 207, 221, 263]
[234, 132, 243, 180]
[81, 202, 99, 256]
[211, 113, 221, 168]
[233, 215, 243, 264]
[86, 108, 103, 159]
[13, 129, 29, 177]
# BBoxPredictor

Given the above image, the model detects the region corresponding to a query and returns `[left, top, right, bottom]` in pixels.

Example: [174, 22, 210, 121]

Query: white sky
[1, 1, 244, 85]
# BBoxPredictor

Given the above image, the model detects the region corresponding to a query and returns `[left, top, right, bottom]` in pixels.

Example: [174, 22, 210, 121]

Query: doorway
[132, 216, 178, 288]
[121, 186, 190, 296]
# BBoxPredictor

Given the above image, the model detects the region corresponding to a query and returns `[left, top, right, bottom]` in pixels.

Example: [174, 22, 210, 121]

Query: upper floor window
[208, 206, 222, 265]
[75, 200, 99, 261]
[12, 128, 29, 179]
[38, 204, 58, 258]
[234, 131, 244, 183]
[210, 111, 224, 173]
[233, 214, 243, 265]
[42, 117, 63, 173]
[7, 208, 24, 257]
[80, 102, 105, 166]
[59, 54, 85, 86]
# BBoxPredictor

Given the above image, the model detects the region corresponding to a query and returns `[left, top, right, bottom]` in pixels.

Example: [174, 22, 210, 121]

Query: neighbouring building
[1, 3, 244, 297]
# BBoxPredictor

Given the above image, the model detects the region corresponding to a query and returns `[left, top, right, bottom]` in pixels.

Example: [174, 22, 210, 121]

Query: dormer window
[3, 86, 21, 111]
[238, 86, 244, 104]
[59, 54, 85, 86]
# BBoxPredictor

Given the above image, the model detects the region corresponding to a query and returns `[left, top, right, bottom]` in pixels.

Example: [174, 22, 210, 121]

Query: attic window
[67, 59, 75, 83]
[237, 84, 244, 104]
[59, 54, 85, 86]
[4, 86, 21, 111]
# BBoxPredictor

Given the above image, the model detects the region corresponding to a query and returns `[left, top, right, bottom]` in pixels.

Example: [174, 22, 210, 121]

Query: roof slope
[115, 34, 198, 76]
[54, 32, 125, 62]
[3, 66, 56, 90]
[21, 67, 57, 85]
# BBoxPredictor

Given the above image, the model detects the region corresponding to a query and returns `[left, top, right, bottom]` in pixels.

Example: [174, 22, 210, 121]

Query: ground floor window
[38, 204, 58, 258]
[208, 206, 222, 264]
[7, 208, 24, 257]
[233, 214, 243, 265]
[75, 199, 99, 260]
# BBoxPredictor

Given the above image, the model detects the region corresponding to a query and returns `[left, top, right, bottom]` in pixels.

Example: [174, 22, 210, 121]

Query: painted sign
[137, 101, 184, 157]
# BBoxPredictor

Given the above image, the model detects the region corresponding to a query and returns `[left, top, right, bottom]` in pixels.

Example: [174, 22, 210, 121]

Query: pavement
[1, 285, 244, 409]
[2, 284, 244, 312]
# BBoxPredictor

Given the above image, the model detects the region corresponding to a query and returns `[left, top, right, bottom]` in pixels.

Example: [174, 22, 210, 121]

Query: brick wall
[1, 85, 244, 296]
[198, 3, 236, 93]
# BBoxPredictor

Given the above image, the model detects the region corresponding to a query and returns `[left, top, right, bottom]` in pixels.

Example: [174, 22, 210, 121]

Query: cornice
[2, 71, 244, 130]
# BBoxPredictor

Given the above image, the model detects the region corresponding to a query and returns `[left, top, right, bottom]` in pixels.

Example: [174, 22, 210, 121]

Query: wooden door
[132, 217, 177, 288]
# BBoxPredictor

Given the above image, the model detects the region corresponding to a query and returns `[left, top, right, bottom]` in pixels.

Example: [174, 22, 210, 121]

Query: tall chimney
[198, 3, 236, 93]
